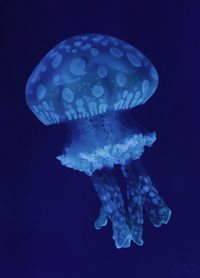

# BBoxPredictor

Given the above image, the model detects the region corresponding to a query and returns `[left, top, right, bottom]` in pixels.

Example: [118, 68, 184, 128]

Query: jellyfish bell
[26, 34, 158, 125]
[26, 34, 171, 249]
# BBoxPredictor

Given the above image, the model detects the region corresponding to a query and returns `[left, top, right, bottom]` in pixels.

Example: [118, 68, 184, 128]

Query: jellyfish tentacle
[90, 169, 131, 248]
[140, 176, 172, 227]
[122, 160, 171, 239]
[122, 164, 144, 245]
[94, 205, 108, 230]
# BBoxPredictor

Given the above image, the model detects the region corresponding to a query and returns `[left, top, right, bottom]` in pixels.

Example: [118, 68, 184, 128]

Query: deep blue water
[1, 0, 200, 277]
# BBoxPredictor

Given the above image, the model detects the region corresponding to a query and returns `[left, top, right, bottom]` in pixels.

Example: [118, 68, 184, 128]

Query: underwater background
[1, 0, 200, 277]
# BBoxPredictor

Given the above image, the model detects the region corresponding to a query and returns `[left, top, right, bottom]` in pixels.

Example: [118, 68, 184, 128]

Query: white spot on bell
[52, 54, 62, 68]
[81, 36, 88, 40]
[74, 41, 82, 47]
[64, 45, 71, 52]
[135, 91, 141, 99]
[70, 58, 86, 76]
[36, 84, 46, 100]
[81, 43, 92, 50]
[126, 52, 141, 67]
[122, 90, 129, 98]
[88, 101, 98, 116]
[130, 91, 141, 108]
[69, 107, 78, 119]
[65, 111, 72, 120]
[91, 48, 99, 56]
[42, 101, 49, 110]
[76, 99, 84, 106]
[92, 35, 104, 43]
[62, 88, 74, 103]
[101, 40, 108, 46]
[76, 99, 89, 117]
[142, 80, 149, 94]
[110, 47, 124, 58]
[116, 72, 127, 87]
[97, 65, 108, 78]
[92, 85, 104, 98]
[99, 103, 107, 113]
[122, 93, 134, 109]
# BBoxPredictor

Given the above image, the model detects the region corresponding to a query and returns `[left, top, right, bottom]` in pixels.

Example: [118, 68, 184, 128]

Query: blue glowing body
[26, 34, 171, 248]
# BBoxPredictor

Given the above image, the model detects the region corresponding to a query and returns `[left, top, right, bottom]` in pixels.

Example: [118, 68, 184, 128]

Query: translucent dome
[25, 34, 158, 125]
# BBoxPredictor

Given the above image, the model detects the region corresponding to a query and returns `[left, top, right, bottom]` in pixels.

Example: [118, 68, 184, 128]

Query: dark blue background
[1, 0, 200, 277]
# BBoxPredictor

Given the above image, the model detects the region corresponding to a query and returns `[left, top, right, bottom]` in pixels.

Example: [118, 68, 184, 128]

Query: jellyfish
[25, 34, 171, 248]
